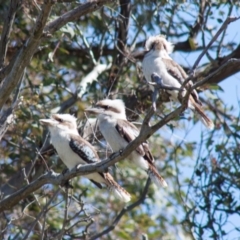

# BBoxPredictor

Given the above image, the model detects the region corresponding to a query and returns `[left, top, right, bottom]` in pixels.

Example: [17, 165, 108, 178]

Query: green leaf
[60, 23, 75, 38]
[48, 52, 54, 62]
[208, 84, 224, 91]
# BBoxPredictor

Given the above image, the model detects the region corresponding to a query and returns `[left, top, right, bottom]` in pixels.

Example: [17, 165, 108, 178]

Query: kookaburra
[85, 99, 167, 188]
[142, 35, 214, 130]
[39, 114, 131, 202]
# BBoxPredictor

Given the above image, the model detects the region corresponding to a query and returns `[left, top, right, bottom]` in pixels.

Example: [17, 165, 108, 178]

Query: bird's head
[85, 99, 126, 119]
[39, 114, 77, 132]
[145, 35, 174, 54]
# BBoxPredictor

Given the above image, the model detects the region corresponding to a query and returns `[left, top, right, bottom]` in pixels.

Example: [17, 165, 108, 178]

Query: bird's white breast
[98, 115, 148, 168]
[98, 115, 128, 152]
[142, 52, 182, 100]
[50, 129, 85, 169]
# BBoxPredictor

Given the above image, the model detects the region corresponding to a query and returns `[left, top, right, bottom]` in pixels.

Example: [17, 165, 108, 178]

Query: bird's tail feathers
[191, 100, 214, 130]
[148, 164, 168, 188]
[105, 173, 131, 202]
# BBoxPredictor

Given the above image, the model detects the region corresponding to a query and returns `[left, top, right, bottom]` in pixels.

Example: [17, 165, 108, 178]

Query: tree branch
[22, 188, 61, 240]
[192, 58, 240, 89]
[51, 63, 111, 113]
[89, 178, 151, 240]
[0, 0, 21, 68]
[0, 63, 110, 201]
[176, 16, 240, 99]
[0, 99, 183, 212]
[0, 1, 114, 84]
[44, 0, 113, 35]
[0, 1, 54, 109]
[189, 0, 207, 39]
[0, 70, 24, 141]
[107, 0, 131, 94]
[77, 63, 111, 99]
[0, 35, 222, 212]
[192, 16, 240, 71]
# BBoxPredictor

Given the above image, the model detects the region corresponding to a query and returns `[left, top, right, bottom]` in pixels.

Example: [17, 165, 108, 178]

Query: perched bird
[39, 113, 131, 202]
[85, 99, 167, 188]
[142, 35, 214, 130]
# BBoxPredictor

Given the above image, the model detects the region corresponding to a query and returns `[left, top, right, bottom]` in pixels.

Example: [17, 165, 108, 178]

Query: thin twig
[44, 1, 112, 35]
[166, 4, 178, 38]
[83, 207, 95, 237]
[0, 76, 197, 213]
[22, 199, 43, 234]
[0, 1, 54, 109]
[0, 69, 24, 141]
[180, 16, 240, 93]
[189, 0, 207, 39]
[40, 207, 48, 240]
[192, 58, 240, 90]
[0, 0, 20, 68]
[48, 35, 63, 62]
[78, 27, 97, 65]
[199, 97, 234, 121]
[0, 95, 186, 212]
[83, 113, 104, 147]
[53, 188, 69, 239]
[22, 168, 41, 207]
[89, 178, 151, 240]
[192, 16, 240, 71]
[22, 188, 60, 240]
[216, 5, 234, 58]
[27, 133, 50, 179]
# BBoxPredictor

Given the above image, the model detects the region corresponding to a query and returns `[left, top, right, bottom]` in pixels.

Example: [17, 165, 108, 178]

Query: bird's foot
[119, 149, 123, 156]
[61, 179, 74, 189]
[151, 73, 181, 91]
[62, 168, 69, 175]
[61, 168, 73, 189]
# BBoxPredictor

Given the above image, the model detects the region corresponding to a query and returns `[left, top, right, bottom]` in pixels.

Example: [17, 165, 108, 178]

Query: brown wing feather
[162, 58, 202, 105]
[116, 119, 155, 165]
[69, 134, 100, 164]
[69, 134, 105, 189]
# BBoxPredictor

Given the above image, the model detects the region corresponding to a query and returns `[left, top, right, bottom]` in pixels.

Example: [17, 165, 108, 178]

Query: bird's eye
[57, 118, 63, 123]
[103, 105, 110, 110]
[163, 43, 168, 51]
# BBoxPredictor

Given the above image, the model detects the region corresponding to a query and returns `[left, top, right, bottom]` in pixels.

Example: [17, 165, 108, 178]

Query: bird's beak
[130, 50, 148, 61]
[85, 107, 103, 115]
[39, 119, 56, 126]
